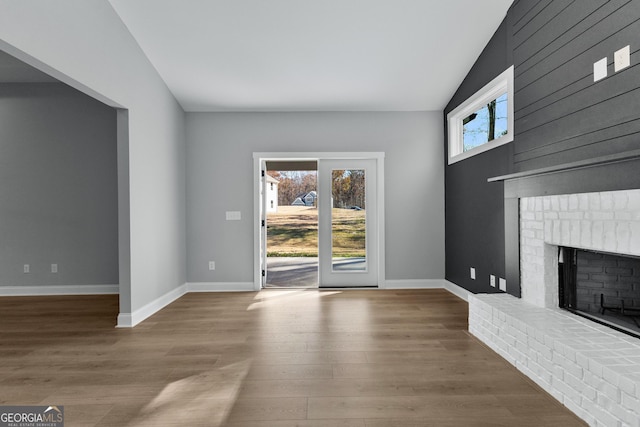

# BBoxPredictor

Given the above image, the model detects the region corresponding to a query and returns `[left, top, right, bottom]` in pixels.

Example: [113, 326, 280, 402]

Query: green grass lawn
[267, 206, 365, 257]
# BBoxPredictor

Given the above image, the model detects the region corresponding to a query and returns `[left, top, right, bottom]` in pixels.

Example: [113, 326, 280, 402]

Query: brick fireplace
[469, 189, 640, 426]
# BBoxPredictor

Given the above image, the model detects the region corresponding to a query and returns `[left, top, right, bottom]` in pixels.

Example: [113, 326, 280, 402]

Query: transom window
[447, 66, 514, 164]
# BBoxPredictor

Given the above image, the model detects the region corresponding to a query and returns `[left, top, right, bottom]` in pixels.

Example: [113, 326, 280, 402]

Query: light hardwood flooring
[0, 289, 587, 426]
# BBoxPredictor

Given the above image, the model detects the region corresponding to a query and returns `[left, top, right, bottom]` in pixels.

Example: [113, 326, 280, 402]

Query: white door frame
[253, 152, 385, 291]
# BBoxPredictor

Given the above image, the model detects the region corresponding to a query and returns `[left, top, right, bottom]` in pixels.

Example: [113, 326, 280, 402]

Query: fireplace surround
[468, 154, 640, 426]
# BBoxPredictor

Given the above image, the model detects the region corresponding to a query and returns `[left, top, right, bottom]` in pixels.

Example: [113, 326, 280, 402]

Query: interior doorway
[264, 162, 319, 288]
[253, 152, 385, 290]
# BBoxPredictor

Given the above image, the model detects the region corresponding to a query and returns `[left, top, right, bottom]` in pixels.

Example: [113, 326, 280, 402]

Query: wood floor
[0, 289, 587, 426]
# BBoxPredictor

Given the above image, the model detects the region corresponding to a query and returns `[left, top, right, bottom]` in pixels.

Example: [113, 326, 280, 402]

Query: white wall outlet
[51, 264, 58, 273]
[208, 261, 215, 270]
[614, 45, 630, 72]
[499, 278, 507, 292]
[225, 211, 241, 221]
[594, 57, 607, 82]
[490, 275, 496, 287]
[470, 267, 476, 280]
[23, 264, 30, 273]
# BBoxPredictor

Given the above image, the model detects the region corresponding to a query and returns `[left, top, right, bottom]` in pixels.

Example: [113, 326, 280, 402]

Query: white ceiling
[108, 0, 513, 112]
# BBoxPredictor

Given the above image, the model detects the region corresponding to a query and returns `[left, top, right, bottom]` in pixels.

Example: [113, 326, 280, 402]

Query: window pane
[462, 92, 508, 152]
[331, 169, 366, 272]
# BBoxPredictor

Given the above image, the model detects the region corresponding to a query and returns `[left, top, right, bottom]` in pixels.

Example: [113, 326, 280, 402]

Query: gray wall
[0, 1, 187, 317]
[186, 112, 444, 284]
[0, 83, 118, 287]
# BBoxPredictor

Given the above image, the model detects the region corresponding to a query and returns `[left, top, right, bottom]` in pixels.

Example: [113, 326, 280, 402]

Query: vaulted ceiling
[108, 0, 513, 112]
[1, 1, 514, 113]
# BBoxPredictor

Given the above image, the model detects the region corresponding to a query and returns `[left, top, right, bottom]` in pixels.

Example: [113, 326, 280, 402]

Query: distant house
[292, 190, 317, 207]
[266, 174, 279, 213]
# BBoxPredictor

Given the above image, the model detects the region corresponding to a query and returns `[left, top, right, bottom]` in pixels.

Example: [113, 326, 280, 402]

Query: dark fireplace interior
[559, 247, 640, 338]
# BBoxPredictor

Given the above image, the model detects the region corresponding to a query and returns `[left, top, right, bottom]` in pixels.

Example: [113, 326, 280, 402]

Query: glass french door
[318, 159, 378, 287]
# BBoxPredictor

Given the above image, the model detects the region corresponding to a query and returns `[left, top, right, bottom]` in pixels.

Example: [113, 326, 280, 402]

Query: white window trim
[447, 65, 514, 165]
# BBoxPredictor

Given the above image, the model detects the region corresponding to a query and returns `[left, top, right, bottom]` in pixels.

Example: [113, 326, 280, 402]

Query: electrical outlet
[208, 261, 215, 270]
[470, 267, 476, 280]
[490, 275, 496, 287]
[614, 45, 630, 72]
[23, 264, 30, 274]
[51, 264, 58, 273]
[499, 278, 507, 292]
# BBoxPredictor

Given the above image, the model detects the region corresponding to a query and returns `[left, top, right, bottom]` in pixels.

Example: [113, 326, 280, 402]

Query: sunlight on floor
[124, 360, 252, 427]
[246, 289, 343, 311]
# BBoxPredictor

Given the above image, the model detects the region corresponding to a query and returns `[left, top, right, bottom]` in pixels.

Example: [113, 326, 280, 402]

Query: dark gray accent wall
[445, 0, 640, 296]
[445, 17, 514, 294]
[0, 83, 118, 287]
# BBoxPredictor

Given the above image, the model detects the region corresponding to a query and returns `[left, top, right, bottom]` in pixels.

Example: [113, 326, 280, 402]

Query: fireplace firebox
[559, 246, 640, 338]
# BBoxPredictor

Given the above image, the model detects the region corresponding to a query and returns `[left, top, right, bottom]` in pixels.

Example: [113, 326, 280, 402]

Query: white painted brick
[581, 220, 592, 248]
[628, 190, 640, 211]
[554, 353, 583, 379]
[614, 192, 629, 210]
[592, 220, 604, 250]
[566, 371, 597, 401]
[560, 211, 584, 220]
[569, 194, 579, 210]
[602, 192, 615, 210]
[561, 219, 571, 243]
[589, 193, 602, 211]
[589, 403, 621, 427]
[629, 221, 640, 255]
[619, 375, 637, 397]
[621, 391, 640, 415]
[548, 386, 565, 404]
[618, 395, 640, 427]
[603, 221, 618, 252]
[616, 222, 631, 254]
[469, 291, 640, 427]
[579, 193, 590, 211]
[570, 219, 581, 244]
[615, 211, 633, 221]
[615, 405, 638, 427]
[577, 352, 591, 370]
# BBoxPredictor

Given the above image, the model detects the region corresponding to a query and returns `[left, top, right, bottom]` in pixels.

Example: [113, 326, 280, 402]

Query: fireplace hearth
[470, 187, 640, 426]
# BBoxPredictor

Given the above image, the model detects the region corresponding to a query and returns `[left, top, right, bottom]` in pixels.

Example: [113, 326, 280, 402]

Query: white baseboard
[382, 279, 470, 301]
[383, 279, 447, 289]
[117, 282, 255, 328]
[117, 283, 188, 328]
[443, 280, 471, 302]
[187, 282, 255, 292]
[0, 284, 119, 296]
[4, 280, 471, 328]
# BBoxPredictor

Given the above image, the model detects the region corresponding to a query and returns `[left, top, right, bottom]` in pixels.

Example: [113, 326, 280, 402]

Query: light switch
[470, 267, 476, 280]
[499, 278, 507, 292]
[614, 45, 630, 72]
[226, 211, 241, 221]
[593, 57, 607, 82]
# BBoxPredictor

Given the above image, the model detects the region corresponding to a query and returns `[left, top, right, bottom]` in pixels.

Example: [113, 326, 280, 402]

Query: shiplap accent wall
[513, 0, 640, 171]
[444, 0, 640, 297]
